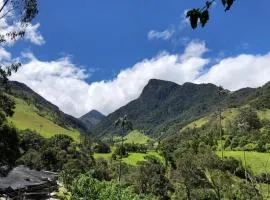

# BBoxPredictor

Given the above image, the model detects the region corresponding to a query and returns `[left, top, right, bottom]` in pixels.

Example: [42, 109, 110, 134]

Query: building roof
[0, 165, 57, 192]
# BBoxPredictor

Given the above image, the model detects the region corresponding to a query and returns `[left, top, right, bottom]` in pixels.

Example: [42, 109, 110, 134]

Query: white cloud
[9, 41, 209, 117]
[0, 47, 11, 61]
[4, 41, 270, 118]
[148, 10, 189, 42]
[0, 0, 44, 45]
[23, 23, 45, 45]
[148, 29, 175, 41]
[180, 40, 208, 60]
[196, 54, 270, 90]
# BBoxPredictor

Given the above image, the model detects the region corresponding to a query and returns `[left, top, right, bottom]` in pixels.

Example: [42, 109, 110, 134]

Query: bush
[0, 124, 20, 167]
[243, 143, 256, 151]
[265, 143, 270, 152]
[69, 174, 152, 200]
[19, 130, 45, 151]
[255, 141, 266, 152]
[93, 141, 111, 153]
[17, 149, 42, 170]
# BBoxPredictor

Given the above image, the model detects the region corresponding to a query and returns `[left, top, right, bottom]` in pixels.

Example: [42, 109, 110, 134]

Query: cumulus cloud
[148, 29, 175, 41]
[9, 41, 209, 117]
[0, 47, 11, 61]
[23, 23, 45, 45]
[5, 41, 270, 118]
[0, 0, 44, 45]
[196, 54, 270, 90]
[148, 10, 189, 42]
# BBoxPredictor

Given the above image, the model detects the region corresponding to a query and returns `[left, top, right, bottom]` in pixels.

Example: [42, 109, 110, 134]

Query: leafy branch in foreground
[0, 0, 39, 124]
[186, 0, 235, 29]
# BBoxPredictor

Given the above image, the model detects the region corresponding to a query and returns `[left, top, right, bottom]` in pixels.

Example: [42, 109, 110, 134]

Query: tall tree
[114, 115, 133, 182]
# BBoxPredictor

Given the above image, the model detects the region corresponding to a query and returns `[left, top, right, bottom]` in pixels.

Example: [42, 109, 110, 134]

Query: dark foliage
[93, 141, 111, 153]
[0, 124, 20, 168]
[186, 0, 236, 29]
[94, 80, 270, 141]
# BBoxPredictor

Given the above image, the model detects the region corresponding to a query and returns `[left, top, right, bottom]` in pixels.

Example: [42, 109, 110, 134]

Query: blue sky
[10, 0, 270, 81]
[3, 0, 270, 116]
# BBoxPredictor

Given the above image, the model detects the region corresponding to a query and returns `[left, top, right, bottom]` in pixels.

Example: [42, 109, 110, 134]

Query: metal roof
[0, 165, 57, 191]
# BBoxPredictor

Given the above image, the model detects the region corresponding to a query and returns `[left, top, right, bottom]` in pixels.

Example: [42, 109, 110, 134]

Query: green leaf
[225, 0, 234, 11]
[200, 10, 209, 27]
[186, 9, 201, 29]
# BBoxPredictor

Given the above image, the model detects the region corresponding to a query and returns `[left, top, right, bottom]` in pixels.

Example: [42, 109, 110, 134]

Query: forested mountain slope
[80, 110, 105, 129]
[93, 79, 266, 138]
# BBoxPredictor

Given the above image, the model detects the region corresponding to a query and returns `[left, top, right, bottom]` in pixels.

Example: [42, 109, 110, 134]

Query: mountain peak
[80, 110, 105, 128]
[141, 79, 179, 98]
[146, 79, 178, 86]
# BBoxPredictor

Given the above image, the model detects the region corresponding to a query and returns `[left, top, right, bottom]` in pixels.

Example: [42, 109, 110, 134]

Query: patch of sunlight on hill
[123, 151, 164, 166]
[258, 109, 270, 120]
[217, 151, 270, 175]
[95, 151, 163, 166]
[124, 130, 151, 144]
[8, 97, 80, 141]
[222, 108, 239, 122]
[181, 117, 209, 131]
[181, 108, 239, 131]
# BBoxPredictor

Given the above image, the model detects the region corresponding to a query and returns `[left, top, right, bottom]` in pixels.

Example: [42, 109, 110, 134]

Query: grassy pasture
[123, 130, 151, 144]
[8, 97, 80, 141]
[94, 151, 163, 166]
[217, 151, 270, 175]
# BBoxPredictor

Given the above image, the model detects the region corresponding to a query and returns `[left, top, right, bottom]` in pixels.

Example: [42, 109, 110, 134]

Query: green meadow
[123, 130, 151, 144]
[95, 130, 163, 165]
[8, 97, 80, 141]
[217, 151, 270, 175]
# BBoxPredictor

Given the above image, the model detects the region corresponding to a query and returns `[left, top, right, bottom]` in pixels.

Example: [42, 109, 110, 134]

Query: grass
[94, 150, 163, 166]
[258, 183, 270, 200]
[216, 151, 270, 175]
[122, 151, 163, 166]
[8, 97, 80, 141]
[258, 109, 270, 120]
[181, 107, 270, 132]
[181, 116, 209, 131]
[181, 108, 239, 131]
[113, 130, 152, 145]
[123, 130, 151, 144]
[94, 152, 113, 159]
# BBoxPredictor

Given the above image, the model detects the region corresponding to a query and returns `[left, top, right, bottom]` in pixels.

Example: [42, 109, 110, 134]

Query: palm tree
[114, 115, 133, 182]
[218, 86, 226, 159]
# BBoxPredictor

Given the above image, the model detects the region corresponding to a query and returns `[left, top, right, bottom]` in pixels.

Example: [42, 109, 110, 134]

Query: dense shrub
[69, 174, 152, 200]
[0, 124, 20, 168]
[93, 141, 111, 153]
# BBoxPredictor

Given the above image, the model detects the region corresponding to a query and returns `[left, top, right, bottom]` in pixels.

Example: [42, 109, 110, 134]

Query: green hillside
[8, 97, 80, 141]
[123, 130, 151, 144]
[182, 108, 270, 132]
[3, 80, 88, 135]
[95, 131, 161, 165]
[258, 109, 270, 120]
[217, 151, 270, 175]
